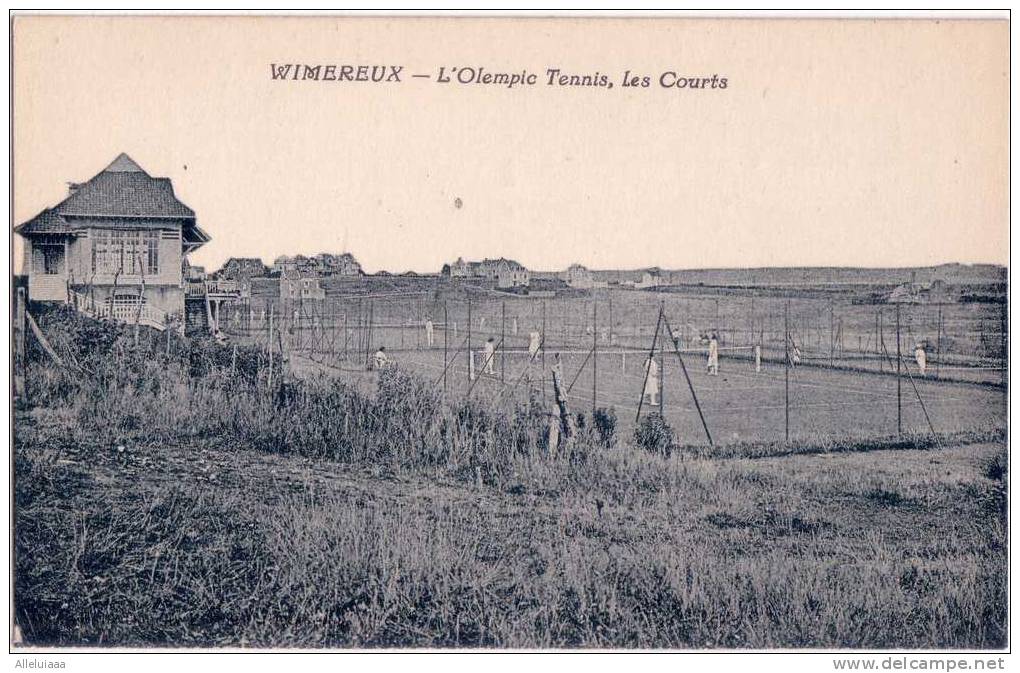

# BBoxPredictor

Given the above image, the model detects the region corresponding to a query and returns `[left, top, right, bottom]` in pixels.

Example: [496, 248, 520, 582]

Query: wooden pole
[658, 302, 665, 416]
[896, 304, 902, 435]
[662, 313, 713, 446]
[635, 306, 664, 423]
[501, 300, 506, 384]
[879, 340, 939, 446]
[784, 301, 790, 443]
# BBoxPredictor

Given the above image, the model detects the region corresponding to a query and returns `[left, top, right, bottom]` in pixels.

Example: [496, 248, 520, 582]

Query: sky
[12, 16, 1009, 274]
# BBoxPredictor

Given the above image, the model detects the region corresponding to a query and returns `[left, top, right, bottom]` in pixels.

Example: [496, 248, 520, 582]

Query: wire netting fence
[216, 286, 1007, 446]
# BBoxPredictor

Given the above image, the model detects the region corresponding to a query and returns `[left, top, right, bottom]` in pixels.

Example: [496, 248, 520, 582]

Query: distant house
[445, 257, 472, 278]
[634, 270, 663, 289]
[13, 153, 210, 329]
[313, 252, 362, 276]
[272, 255, 295, 274]
[563, 264, 594, 289]
[496, 259, 530, 289]
[273, 254, 316, 275]
[476, 259, 499, 280]
[888, 280, 953, 304]
[218, 257, 268, 280]
[274, 252, 362, 277]
[280, 270, 325, 301]
[444, 257, 528, 286]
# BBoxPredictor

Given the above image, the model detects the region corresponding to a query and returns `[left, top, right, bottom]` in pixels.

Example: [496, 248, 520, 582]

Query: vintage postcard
[8, 13, 1010, 659]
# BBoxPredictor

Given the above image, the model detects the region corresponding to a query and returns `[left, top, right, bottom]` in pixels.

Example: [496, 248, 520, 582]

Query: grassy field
[383, 346, 1006, 444]
[13, 307, 1008, 648]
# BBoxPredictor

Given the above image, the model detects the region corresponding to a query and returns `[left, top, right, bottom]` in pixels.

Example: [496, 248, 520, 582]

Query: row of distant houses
[14, 153, 963, 337]
[209, 252, 363, 281]
[440, 257, 664, 291]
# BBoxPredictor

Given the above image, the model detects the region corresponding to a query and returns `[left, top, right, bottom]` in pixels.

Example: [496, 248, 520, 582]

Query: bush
[984, 445, 1008, 482]
[593, 406, 617, 448]
[633, 414, 674, 456]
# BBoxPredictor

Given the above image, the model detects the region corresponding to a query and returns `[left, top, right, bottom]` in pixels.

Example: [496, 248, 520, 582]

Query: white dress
[483, 343, 495, 374]
[644, 358, 660, 395]
[528, 332, 541, 358]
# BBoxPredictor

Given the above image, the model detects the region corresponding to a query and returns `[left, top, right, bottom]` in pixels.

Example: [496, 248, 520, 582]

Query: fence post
[14, 287, 26, 399]
[829, 299, 834, 368]
[467, 295, 472, 386]
[608, 292, 613, 345]
[658, 302, 665, 416]
[662, 313, 712, 446]
[592, 299, 598, 416]
[1001, 299, 1007, 409]
[935, 304, 943, 378]
[784, 300, 790, 443]
[635, 306, 663, 423]
[267, 308, 274, 390]
[542, 300, 547, 407]
[896, 304, 902, 435]
[444, 301, 449, 393]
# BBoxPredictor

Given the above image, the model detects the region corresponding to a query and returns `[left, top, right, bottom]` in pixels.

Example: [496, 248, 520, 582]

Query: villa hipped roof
[15, 153, 196, 236]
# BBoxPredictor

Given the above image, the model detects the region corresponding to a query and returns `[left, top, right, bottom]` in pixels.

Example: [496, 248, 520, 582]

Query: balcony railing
[185, 279, 242, 297]
[69, 289, 166, 331]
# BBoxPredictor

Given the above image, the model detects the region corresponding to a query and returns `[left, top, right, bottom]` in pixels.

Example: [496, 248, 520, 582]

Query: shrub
[633, 414, 674, 456]
[593, 406, 617, 448]
[984, 445, 1007, 482]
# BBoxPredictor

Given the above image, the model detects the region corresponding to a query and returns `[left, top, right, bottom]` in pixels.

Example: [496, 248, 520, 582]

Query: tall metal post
[896, 303, 902, 435]
[750, 296, 755, 345]
[444, 301, 449, 393]
[829, 300, 834, 368]
[658, 311, 665, 416]
[268, 307, 274, 390]
[592, 300, 598, 416]
[878, 308, 884, 372]
[935, 304, 943, 378]
[501, 300, 506, 384]
[542, 300, 547, 406]
[1001, 299, 1008, 409]
[607, 291, 613, 345]
[14, 287, 25, 398]
[467, 295, 472, 384]
[784, 301, 790, 442]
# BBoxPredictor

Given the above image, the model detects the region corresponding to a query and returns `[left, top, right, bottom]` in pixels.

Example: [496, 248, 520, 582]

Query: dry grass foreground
[13, 307, 1008, 648]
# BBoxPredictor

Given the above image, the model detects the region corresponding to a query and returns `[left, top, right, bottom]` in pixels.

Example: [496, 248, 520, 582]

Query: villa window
[33, 244, 64, 275]
[92, 229, 160, 275]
